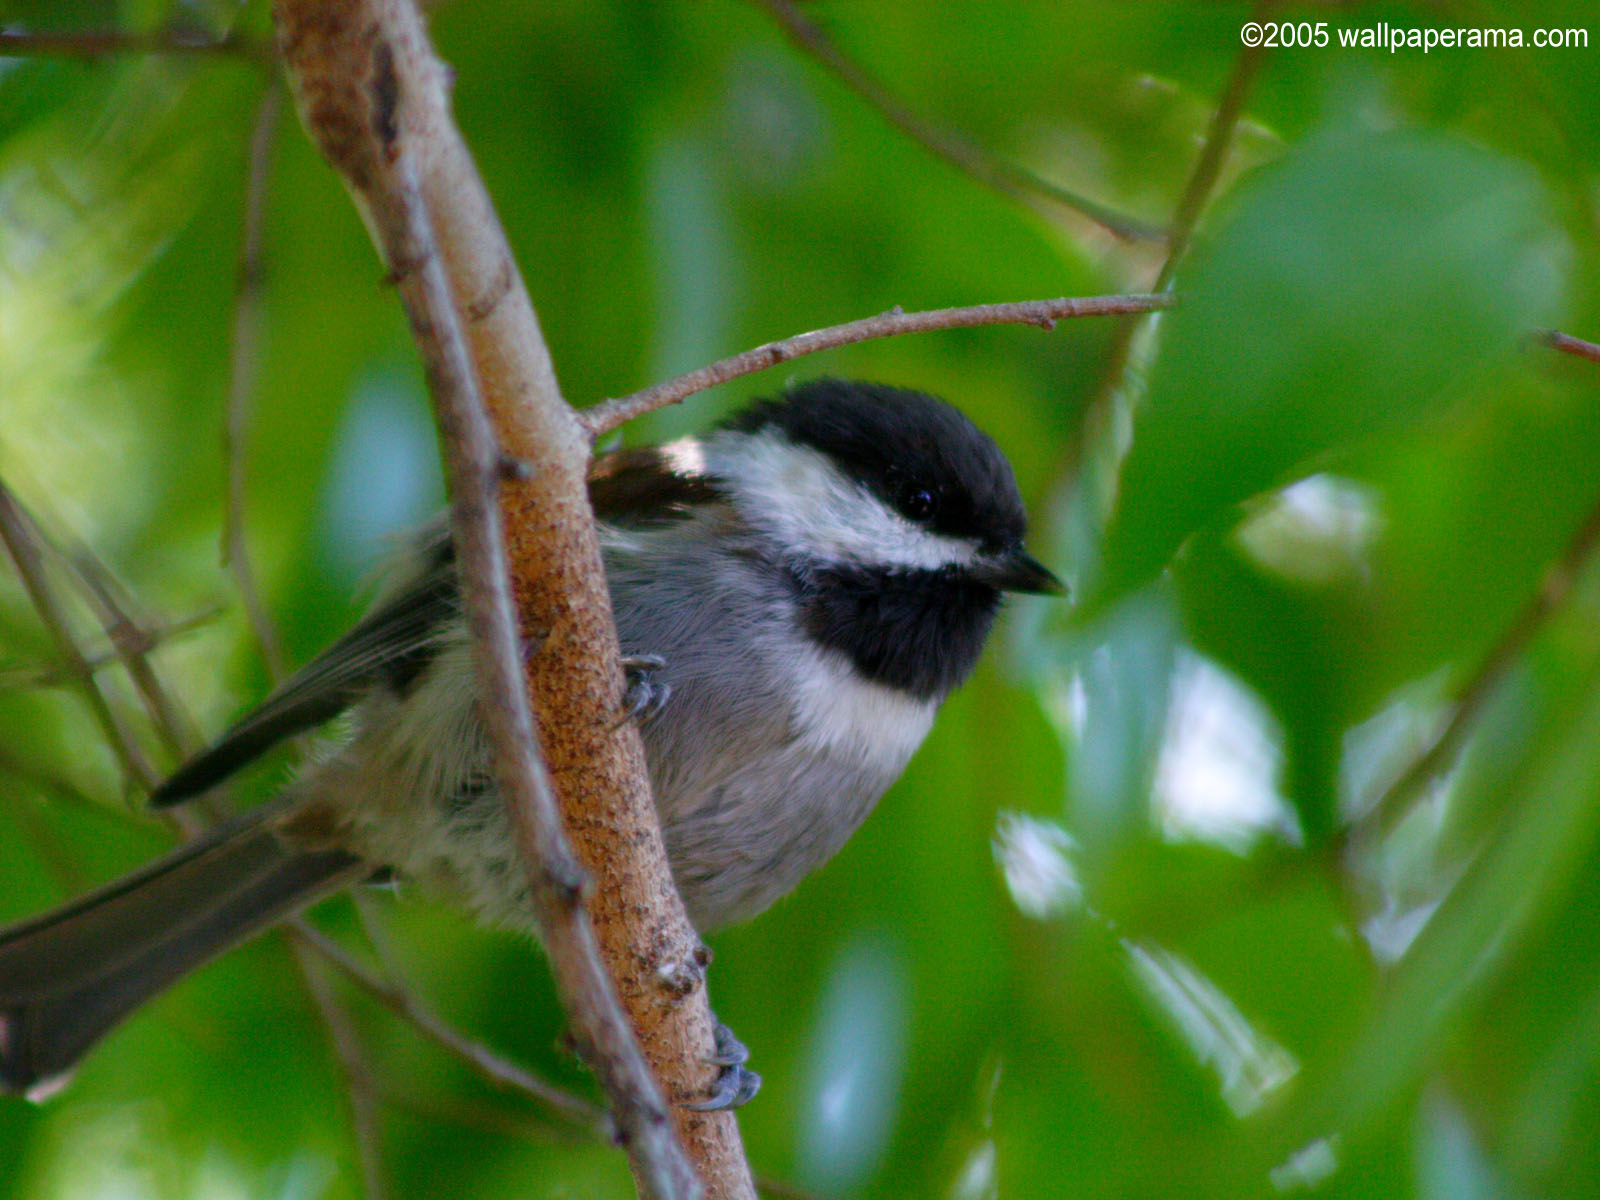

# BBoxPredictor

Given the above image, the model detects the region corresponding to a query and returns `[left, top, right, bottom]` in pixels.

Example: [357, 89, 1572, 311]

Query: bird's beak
[975, 550, 1066, 595]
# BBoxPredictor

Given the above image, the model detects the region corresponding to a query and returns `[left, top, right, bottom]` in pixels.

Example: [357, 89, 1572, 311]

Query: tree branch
[1542, 329, 1600, 365]
[581, 294, 1175, 439]
[271, 2, 732, 1193]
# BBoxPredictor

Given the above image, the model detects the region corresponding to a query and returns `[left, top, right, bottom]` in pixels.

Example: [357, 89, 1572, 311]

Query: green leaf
[1091, 119, 1565, 614]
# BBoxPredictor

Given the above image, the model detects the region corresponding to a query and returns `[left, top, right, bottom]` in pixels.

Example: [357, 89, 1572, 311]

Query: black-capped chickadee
[0, 378, 1060, 1102]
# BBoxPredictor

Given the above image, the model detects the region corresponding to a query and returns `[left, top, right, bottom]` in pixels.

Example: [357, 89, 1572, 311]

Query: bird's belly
[640, 642, 936, 929]
[341, 550, 939, 933]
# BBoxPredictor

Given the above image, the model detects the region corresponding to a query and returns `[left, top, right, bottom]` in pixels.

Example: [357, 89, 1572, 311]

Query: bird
[0, 377, 1061, 1105]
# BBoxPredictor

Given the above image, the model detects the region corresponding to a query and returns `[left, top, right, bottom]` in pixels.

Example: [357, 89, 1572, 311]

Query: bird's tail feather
[0, 806, 363, 1096]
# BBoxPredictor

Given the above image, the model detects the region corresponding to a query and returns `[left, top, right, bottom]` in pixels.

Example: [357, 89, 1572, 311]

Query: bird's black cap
[723, 379, 1030, 553]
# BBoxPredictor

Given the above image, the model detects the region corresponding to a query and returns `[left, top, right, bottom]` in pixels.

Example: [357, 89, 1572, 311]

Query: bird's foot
[683, 1021, 762, 1110]
[613, 655, 671, 729]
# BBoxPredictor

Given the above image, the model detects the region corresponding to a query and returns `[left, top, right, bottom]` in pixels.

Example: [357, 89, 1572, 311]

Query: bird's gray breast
[602, 517, 937, 929]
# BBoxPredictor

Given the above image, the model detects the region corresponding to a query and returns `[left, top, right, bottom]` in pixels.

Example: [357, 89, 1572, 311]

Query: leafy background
[3, 0, 1600, 1197]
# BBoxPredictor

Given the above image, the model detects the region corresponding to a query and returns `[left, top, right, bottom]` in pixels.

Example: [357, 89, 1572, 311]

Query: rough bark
[271, 1, 754, 1195]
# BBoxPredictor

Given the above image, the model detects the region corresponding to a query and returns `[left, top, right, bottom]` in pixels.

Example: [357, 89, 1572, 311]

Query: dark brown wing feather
[587, 445, 722, 523]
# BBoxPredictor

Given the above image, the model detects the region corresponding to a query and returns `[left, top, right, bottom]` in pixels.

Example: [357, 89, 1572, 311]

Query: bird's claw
[613, 655, 671, 729]
[683, 1022, 762, 1110]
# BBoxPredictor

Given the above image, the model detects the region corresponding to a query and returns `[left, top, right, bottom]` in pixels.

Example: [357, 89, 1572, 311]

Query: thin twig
[2, 494, 202, 757]
[1154, 1, 1276, 293]
[315, 917, 821, 1200]
[376, 1035, 825, 1200]
[0, 485, 235, 858]
[374, 1082, 594, 1145]
[57, 537, 203, 758]
[212, 95, 401, 1177]
[381, 1059, 824, 1200]
[343, 891, 609, 1138]
[752, 0, 1165, 244]
[288, 921, 610, 1135]
[0, 481, 158, 791]
[0, 29, 270, 60]
[1353, 327, 1600, 838]
[291, 939, 391, 1200]
[0, 605, 223, 688]
[2, 494, 238, 841]
[1543, 329, 1600, 365]
[1363, 492, 1600, 840]
[222, 84, 290, 681]
[13, 501, 241, 818]
[1060, 4, 1276, 481]
[582, 294, 1175, 439]
[55, 542, 243, 832]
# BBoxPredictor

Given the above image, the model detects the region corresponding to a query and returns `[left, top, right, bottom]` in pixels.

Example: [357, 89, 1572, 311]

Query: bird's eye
[898, 486, 937, 523]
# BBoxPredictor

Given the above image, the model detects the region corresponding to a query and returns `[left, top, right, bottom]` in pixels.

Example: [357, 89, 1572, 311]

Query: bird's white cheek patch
[705, 430, 979, 572]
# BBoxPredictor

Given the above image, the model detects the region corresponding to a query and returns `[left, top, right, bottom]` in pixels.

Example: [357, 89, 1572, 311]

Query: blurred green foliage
[3, 0, 1600, 1197]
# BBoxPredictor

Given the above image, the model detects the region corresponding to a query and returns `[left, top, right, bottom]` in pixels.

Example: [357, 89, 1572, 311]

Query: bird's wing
[151, 445, 725, 806]
[150, 533, 459, 805]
